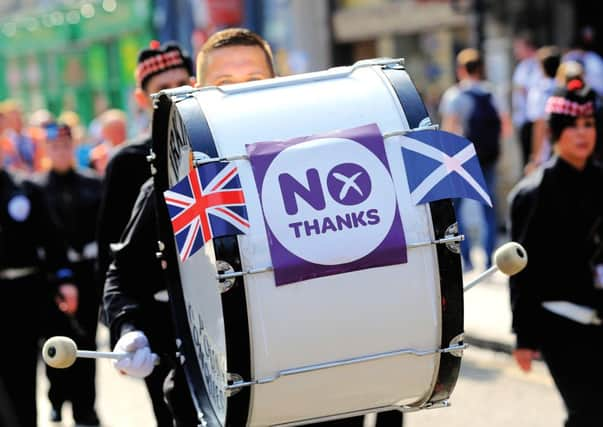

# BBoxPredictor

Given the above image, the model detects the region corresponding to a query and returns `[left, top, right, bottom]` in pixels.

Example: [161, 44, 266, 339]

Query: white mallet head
[494, 242, 528, 276]
[42, 336, 77, 369]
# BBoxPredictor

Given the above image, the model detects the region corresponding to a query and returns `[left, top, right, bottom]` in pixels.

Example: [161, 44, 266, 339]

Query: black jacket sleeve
[102, 179, 167, 348]
[508, 176, 543, 350]
[96, 141, 151, 286]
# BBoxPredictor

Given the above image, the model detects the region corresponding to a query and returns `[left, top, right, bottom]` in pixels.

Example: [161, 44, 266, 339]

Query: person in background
[556, 61, 584, 86]
[440, 48, 508, 271]
[59, 110, 91, 170]
[524, 46, 561, 175]
[96, 40, 195, 426]
[90, 109, 128, 175]
[564, 26, 603, 97]
[28, 109, 56, 172]
[35, 122, 102, 426]
[512, 32, 542, 167]
[508, 78, 603, 427]
[0, 135, 78, 427]
[28, 109, 55, 129]
[2, 100, 48, 174]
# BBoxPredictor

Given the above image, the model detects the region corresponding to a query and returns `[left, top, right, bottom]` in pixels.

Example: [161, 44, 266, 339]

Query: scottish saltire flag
[163, 162, 250, 262]
[400, 130, 492, 206]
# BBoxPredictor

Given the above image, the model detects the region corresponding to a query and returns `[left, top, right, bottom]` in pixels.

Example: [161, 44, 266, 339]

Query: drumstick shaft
[463, 265, 498, 292]
[75, 350, 161, 365]
[76, 350, 128, 360]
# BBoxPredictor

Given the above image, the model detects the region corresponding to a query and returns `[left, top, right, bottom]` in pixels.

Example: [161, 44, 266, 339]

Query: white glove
[113, 331, 159, 378]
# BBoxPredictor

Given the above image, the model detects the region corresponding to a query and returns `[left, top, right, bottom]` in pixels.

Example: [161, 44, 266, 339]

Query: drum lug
[380, 59, 405, 70]
[216, 260, 236, 293]
[146, 150, 156, 163]
[156, 240, 165, 260]
[444, 223, 462, 254]
[421, 400, 451, 411]
[448, 333, 465, 358]
[192, 151, 211, 166]
[225, 373, 244, 397]
[174, 340, 187, 365]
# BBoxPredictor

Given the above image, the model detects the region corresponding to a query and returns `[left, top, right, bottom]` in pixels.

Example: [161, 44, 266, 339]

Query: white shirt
[526, 77, 558, 122]
[512, 57, 542, 126]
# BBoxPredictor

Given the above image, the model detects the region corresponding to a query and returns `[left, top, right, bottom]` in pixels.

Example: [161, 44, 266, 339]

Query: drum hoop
[151, 93, 215, 425]
[152, 92, 253, 426]
[381, 66, 464, 405]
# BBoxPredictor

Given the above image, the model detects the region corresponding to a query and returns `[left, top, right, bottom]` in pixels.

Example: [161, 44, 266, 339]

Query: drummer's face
[202, 45, 273, 87]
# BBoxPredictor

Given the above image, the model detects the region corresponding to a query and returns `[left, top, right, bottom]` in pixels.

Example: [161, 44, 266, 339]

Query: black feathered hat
[136, 40, 193, 90]
[546, 78, 597, 142]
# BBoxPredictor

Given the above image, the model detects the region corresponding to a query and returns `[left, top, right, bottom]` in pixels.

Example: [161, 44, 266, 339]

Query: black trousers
[0, 276, 44, 427]
[540, 311, 603, 427]
[163, 363, 200, 427]
[44, 265, 100, 421]
[141, 354, 198, 427]
[145, 361, 176, 427]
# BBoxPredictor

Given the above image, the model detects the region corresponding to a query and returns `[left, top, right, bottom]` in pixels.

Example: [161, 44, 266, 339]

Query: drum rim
[151, 92, 252, 426]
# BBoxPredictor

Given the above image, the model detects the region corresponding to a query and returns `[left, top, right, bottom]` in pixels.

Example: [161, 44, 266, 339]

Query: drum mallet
[463, 241, 527, 292]
[42, 336, 158, 369]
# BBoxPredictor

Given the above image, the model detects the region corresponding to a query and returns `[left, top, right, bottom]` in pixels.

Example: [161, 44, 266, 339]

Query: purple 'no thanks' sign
[246, 123, 407, 285]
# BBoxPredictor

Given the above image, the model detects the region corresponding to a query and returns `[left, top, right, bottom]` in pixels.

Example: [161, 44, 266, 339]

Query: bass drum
[151, 58, 464, 427]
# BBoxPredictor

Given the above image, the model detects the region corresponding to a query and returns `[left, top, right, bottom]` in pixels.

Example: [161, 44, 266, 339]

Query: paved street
[403, 347, 564, 427]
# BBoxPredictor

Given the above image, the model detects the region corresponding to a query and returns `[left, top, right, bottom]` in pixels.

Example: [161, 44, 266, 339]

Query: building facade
[0, 0, 154, 125]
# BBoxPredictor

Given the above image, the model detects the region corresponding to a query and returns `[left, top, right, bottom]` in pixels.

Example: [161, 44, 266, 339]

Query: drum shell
[155, 62, 463, 426]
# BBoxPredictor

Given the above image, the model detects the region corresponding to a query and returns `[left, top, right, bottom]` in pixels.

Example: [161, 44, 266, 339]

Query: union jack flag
[163, 162, 250, 262]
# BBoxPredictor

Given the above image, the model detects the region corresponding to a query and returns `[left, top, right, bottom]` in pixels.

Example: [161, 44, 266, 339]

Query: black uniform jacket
[35, 168, 102, 288]
[0, 169, 72, 285]
[96, 136, 152, 283]
[103, 178, 174, 354]
[508, 156, 603, 349]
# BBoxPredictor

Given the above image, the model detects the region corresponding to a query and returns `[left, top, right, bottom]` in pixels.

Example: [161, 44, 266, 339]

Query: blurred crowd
[0, 101, 129, 178]
[510, 28, 603, 174]
[438, 27, 603, 272]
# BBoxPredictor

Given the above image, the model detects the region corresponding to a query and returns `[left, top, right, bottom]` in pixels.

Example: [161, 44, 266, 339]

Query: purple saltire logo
[247, 123, 407, 286]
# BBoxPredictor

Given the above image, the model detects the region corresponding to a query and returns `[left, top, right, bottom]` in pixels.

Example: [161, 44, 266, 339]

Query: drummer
[105, 27, 406, 427]
[102, 28, 275, 426]
[97, 40, 195, 426]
